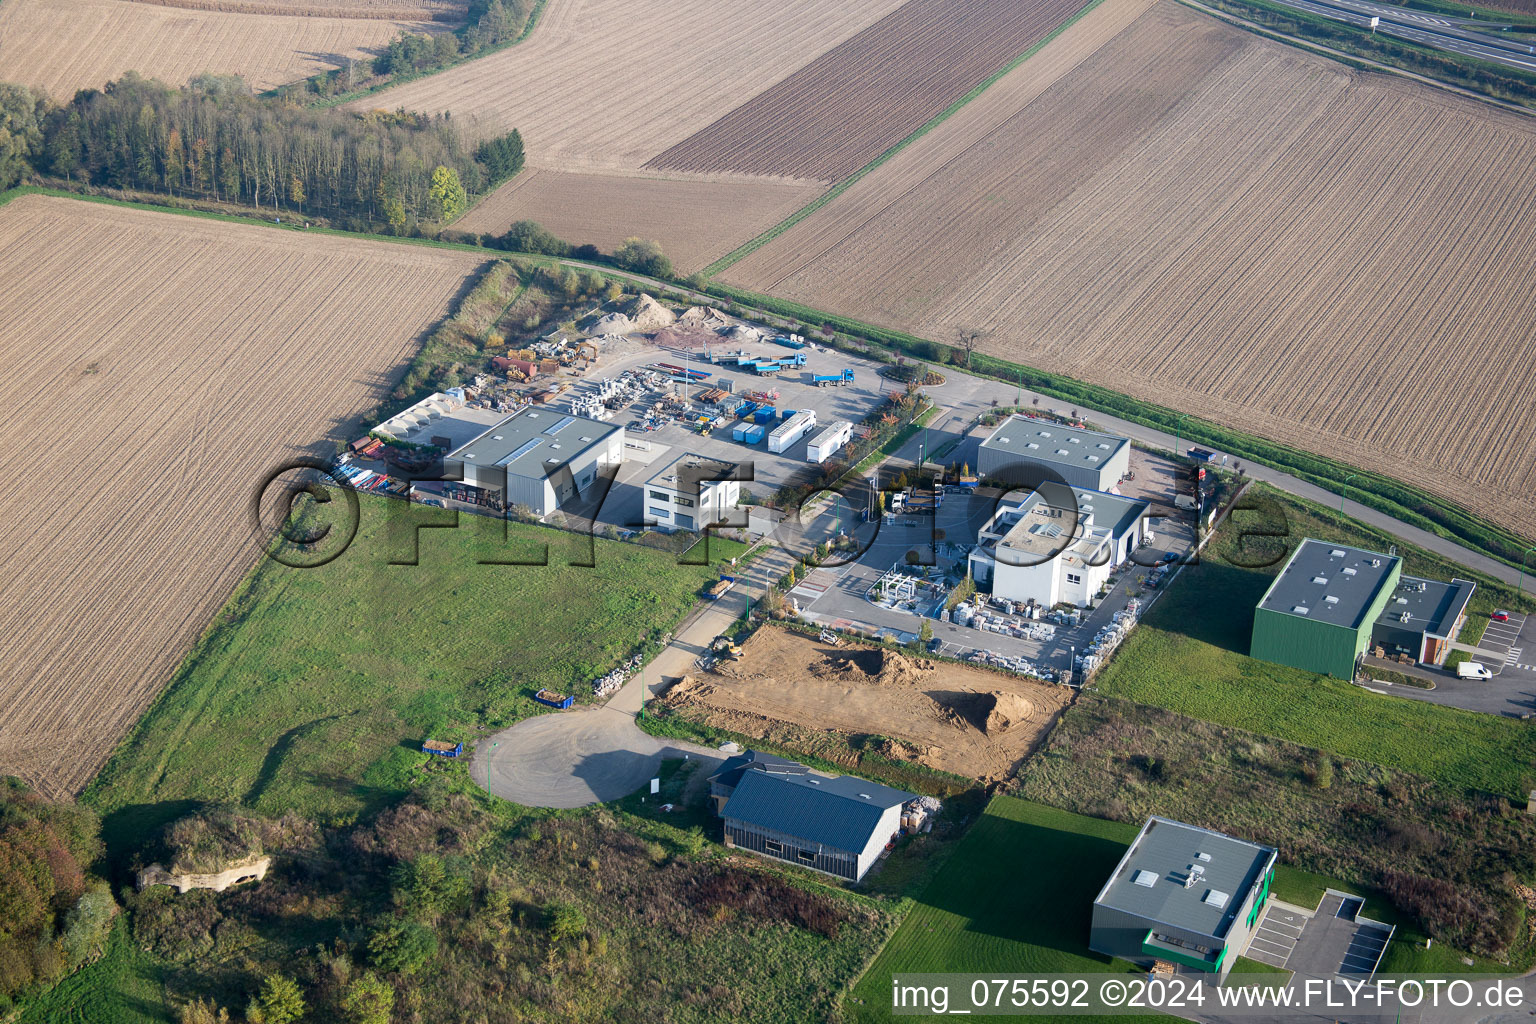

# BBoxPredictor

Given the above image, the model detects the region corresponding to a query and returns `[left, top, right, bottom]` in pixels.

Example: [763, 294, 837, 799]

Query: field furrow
[0, 196, 486, 796]
[722, 0, 1536, 539]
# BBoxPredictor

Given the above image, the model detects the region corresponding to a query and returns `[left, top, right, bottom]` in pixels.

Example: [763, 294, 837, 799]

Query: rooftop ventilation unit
[1056, 449, 1070, 456]
[1331, 548, 1346, 558]
[1293, 606, 1310, 615]
[1312, 576, 1328, 585]
[1026, 442, 1040, 449]
[1203, 890, 1230, 909]
[1184, 866, 1205, 889]
[1325, 596, 1339, 604]
[1069, 437, 1081, 444]
[1040, 431, 1052, 438]
[1098, 442, 1112, 450]
[1400, 612, 1411, 623]
[1195, 852, 1212, 862]
[1343, 567, 1358, 576]
[1418, 581, 1428, 592]
[1371, 559, 1382, 567]
[1133, 870, 1158, 888]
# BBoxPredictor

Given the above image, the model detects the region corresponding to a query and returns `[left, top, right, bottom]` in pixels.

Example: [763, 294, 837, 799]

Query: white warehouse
[768, 410, 817, 454]
[645, 453, 742, 531]
[806, 420, 853, 464]
[442, 409, 624, 517]
[978, 417, 1130, 491]
[968, 486, 1150, 608]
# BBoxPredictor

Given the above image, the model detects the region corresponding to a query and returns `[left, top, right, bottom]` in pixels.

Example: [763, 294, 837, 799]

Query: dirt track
[660, 627, 1070, 781]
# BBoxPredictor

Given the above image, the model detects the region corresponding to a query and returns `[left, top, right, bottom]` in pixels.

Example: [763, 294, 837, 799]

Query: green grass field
[1093, 490, 1536, 799]
[84, 495, 742, 851]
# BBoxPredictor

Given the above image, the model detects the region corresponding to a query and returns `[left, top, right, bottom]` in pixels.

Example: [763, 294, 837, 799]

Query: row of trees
[0, 74, 525, 232]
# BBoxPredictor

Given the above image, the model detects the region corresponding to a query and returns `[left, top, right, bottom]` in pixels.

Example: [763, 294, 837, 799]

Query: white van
[1456, 661, 1493, 680]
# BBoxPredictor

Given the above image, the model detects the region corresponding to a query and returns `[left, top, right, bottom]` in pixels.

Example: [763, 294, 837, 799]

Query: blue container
[743, 424, 767, 444]
[755, 408, 775, 423]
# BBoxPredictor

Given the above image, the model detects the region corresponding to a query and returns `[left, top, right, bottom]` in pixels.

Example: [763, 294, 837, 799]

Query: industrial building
[441, 408, 624, 517]
[967, 487, 1150, 608]
[1371, 575, 1476, 666]
[644, 452, 742, 531]
[1250, 539, 1403, 679]
[715, 753, 912, 882]
[1091, 817, 1277, 977]
[978, 417, 1131, 491]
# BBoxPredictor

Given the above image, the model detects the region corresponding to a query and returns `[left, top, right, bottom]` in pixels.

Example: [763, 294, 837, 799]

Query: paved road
[1371, 609, 1536, 716]
[1266, 0, 1536, 73]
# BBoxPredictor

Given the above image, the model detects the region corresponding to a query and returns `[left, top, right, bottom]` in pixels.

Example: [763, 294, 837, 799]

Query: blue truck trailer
[812, 369, 855, 386]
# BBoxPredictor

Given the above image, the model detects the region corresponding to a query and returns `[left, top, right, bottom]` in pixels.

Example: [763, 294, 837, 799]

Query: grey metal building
[443, 408, 624, 516]
[720, 759, 912, 882]
[1091, 817, 1277, 976]
[978, 417, 1131, 491]
[1371, 575, 1476, 666]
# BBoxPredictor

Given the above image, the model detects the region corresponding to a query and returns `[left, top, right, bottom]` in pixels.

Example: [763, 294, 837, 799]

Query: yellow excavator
[710, 635, 743, 660]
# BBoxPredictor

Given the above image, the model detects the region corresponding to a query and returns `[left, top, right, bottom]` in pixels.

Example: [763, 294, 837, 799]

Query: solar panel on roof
[498, 437, 544, 465]
[545, 415, 576, 436]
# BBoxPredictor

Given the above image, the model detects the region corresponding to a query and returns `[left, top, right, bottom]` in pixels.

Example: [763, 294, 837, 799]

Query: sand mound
[809, 648, 929, 688]
[932, 690, 1036, 734]
[677, 304, 730, 325]
[585, 311, 633, 334]
[624, 293, 675, 332]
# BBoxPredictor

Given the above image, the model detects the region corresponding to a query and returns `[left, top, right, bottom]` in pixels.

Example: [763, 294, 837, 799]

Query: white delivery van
[1456, 661, 1493, 680]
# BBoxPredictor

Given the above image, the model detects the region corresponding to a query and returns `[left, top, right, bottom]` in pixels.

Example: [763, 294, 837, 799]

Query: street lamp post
[1173, 413, 1188, 456]
[1341, 472, 1360, 513]
[1520, 544, 1536, 598]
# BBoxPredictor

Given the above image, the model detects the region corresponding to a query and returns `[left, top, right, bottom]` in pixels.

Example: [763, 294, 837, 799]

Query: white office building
[645, 453, 742, 531]
[443, 409, 624, 516]
[968, 486, 1149, 608]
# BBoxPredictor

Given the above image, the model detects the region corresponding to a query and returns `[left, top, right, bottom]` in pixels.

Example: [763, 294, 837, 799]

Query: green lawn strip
[846, 796, 1162, 1023]
[17, 919, 166, 1024]
[1091, 503, 1536, 799]
[854, 407, 942, 474]
[698, 0, 1108, 278]
[83, 495, 738, 851]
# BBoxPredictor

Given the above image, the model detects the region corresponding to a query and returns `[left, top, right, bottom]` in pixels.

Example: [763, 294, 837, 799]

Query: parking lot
[1246, 893, 1392, 980]
[1481, 610, 1529, 672]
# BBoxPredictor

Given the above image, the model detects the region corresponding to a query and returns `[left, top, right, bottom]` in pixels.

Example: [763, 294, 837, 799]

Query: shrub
[612, 237, 672, 279]
[367, 919, 439, 975]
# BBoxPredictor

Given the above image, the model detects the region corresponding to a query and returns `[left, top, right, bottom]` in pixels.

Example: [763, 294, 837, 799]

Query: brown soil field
[722, 0, 1536, 540]
[0, 195, 486, 797]
[0, 0, 446, 98]
[118, 0, 465, 20]
[660, 628, 1070, 781]
[456, 169, 822, 274]
[353, 0, 909, 170]
[647, 0, 1091, 183]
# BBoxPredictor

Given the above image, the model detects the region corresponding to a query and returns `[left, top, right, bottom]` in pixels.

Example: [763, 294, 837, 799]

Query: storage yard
[456, 168, 821, 274]
[356, 0, 909, 168]
[647, 0, 1091, 182]
[661, 627, 1070, 781]
[0, 195, 486, 796]
[0, 0, 449, 98]
[721, 0, 1536, 540]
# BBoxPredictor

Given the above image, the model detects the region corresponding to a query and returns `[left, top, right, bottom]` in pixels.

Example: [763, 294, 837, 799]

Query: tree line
[0, 74, 524, 233]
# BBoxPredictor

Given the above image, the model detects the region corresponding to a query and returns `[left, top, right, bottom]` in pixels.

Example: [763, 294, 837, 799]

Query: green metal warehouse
[1250, 539, 1402, 679]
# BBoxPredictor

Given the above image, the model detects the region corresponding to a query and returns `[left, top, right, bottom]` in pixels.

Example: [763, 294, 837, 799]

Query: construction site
[658, 626, 1071, 782]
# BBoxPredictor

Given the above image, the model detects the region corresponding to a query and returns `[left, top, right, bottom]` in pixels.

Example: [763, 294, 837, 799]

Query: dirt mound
[932, 690, 1036, 734]
[677, 304, 730, 325]
[623, 293, 676, 332]
[584, 311, 633, 334]
[809, 647, 930, 687]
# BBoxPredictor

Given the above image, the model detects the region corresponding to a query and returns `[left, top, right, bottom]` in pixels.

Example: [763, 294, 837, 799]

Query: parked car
[1457, 661, 1493, 680]
[1491, 610, 1511, 622]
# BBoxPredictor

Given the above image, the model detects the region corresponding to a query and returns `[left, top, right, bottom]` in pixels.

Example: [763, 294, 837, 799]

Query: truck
[769, 410, 817, 453]
[812, 369, 855, 387]
[421, 739, 463, 758]
[704, 575, 737, 600]
[534, 689, 576, 709]
[1457, 661, 1493, 680]
[1187, 447, 1217, 463]
[806, 420, 854, 463]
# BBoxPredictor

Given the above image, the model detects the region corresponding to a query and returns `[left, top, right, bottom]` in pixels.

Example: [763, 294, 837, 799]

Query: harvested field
[0, 195, 486, 797]
[457, 169, 822, 274]
[659, 628, 1070, 781]
[355, 0, 909, 170]
[721, 0, 1536, 540]
[647, 0, 1091, 183]
[0, 0, 446, 98]
[119, 0, 465, 18]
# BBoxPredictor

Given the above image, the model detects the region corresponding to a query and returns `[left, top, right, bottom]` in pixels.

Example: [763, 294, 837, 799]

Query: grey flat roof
[1257, 538, 1401, 630]
[722, 765, 911, 853]
[981, 417, 1129, 474]
[1095, 817, 1276, 941]
[447, 409, 618, 480]
[994, 487, 1147, 556]
[1375, 576, 1476, 639]
[708, 749, 810, 789]
[646, 452, 740, 490]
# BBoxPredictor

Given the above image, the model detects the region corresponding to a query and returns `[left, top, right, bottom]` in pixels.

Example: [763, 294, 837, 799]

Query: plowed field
[354, 0, 910, 170]
[722, 0, 1536, 540]
[457, 169, 822, 274]
[0, 196, 486, 797]
[0, 0, 445, 98]
[647, 0, 1091, 183]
